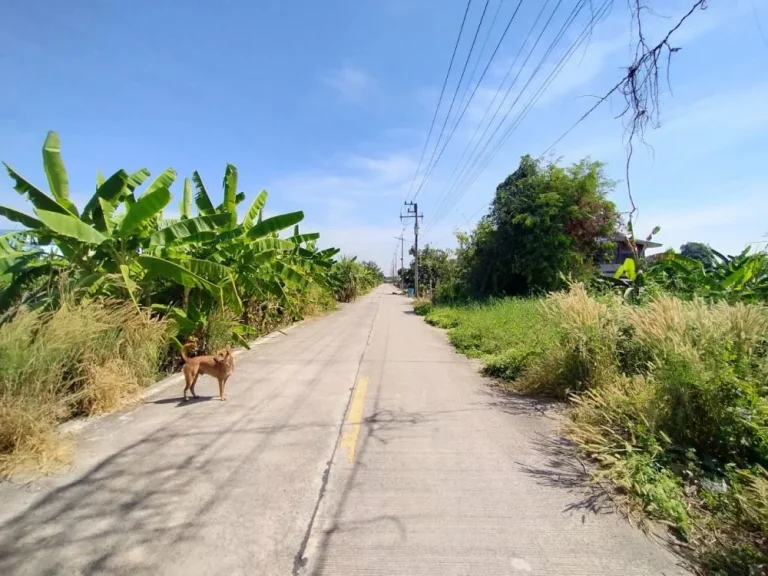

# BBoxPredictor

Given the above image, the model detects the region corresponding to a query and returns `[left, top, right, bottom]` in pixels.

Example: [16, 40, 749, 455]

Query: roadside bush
[413, 299, 433, 316]
[549, 289, 768, 566]
[331, 256, 381, 302]
[0, 299, 168, 477]
[517, 285, 622, 398]
[420, 298, 558, 374]
[484, 347, 537, 381]
[203, 306, 241, 353]
[432, 278, 465, 304]
[419, 284, 768, 569]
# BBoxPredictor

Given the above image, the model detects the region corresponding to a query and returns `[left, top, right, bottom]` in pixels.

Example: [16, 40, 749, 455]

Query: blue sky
[1, 0, 767, 270]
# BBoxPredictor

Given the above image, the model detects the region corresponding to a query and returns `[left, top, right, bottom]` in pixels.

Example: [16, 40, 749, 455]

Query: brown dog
[181, 343, 235, 401]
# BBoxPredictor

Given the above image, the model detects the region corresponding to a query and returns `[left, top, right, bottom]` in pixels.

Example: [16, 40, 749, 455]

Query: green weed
[420, 285, 768, 571]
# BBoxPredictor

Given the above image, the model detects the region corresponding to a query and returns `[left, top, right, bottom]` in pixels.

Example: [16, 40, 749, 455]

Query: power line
[434, 0, 582, 223]
[421, 0, 707, 240]
[449, 0, 506, 149]
[412, 0, 492, 201]
[427, 0, 609, 235]
[538, 0, 708, 158]
[411, 0, 527, 201]
[450, 0, 612, 205]
[427, 2, 608, 237]
[403, 0, 473, 204]
[427, 0, 578, 231]
[424, 0, 551, 226]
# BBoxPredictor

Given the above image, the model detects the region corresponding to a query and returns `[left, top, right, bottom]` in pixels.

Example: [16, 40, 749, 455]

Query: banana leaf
[41, 131, 78, 215]
[180, 177, 193, 219]
[192, 171, 215, 215]
[4, 163, 70, 215]
[222, 164, 238, 225]
[140, 168, 176, 199]
[242, 191, 268, 229]
[82, 169, 128, 223]
[34, 209, 107, 245]
[247, 211, 304, 239]
[289, 233, 321, 244]
[149, 213, 231, 246]
[0, 205, 42, 229]
[138, 255, 220, 292]
[118, 187, 172, 237]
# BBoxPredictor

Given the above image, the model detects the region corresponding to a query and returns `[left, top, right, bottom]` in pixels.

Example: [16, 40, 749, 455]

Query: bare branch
[540, 0, 708, 246]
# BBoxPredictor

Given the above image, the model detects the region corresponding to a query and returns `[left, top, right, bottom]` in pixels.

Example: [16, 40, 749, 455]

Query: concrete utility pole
[400, 202, 423, 297]
[393, 235, 405, 288]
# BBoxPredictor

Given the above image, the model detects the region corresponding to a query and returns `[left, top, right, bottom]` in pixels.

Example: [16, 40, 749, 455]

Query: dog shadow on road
[150, 395, 216, 407]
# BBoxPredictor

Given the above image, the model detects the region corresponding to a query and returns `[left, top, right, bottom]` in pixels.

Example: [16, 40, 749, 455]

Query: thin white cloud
[271, 152, 414, 204]
[323, 65, 373, 103]
[656, 83, 768, 156]
[266, 149, 418, 268]
[343, 153, 417, 183]
[559, 81, 768, 162]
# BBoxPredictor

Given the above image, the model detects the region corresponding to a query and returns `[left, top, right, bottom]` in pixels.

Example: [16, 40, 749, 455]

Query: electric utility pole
[400, 202, 423, 297]
[393, 235, 405, 288]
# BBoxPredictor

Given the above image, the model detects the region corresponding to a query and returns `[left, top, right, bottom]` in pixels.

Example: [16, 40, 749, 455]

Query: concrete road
[0, 285, 686, 575]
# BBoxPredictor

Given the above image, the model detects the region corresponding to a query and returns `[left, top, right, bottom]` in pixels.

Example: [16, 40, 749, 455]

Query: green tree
[680, 241, 716, 269]
[360, 260, 384, 281]
[401, 245, 456, 295]
[457, 155, 618, 296]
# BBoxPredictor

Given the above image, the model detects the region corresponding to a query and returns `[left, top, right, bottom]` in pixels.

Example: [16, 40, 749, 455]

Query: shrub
[0, 397, 70, 478]
[556, 289, 768, 566]
[203, 306, 240, 353]
[418, 298, 558, 386]
[413, 300, 433, 316]
[331, 256, 381, 302]
[419, 284, 768, 570]
[517, 285, 622, 397]
[483, 348, 536, 381]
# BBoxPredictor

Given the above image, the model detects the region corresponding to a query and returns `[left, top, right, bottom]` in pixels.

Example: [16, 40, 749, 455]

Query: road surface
[0, 285, 686, 575]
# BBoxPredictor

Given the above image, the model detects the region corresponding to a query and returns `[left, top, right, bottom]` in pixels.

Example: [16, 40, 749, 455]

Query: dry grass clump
[531, 287, 768, 571]
[0, 299, 168, 477]
[516, 284, 622, 397]
[0, 398, 71, 478]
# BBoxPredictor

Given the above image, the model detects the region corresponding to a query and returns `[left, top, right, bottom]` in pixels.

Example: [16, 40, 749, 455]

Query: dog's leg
[183, 372, 192, 401]
[218, 378, 226, 401]
[221, 376, 230, 401]
[190, 373, 199, 398]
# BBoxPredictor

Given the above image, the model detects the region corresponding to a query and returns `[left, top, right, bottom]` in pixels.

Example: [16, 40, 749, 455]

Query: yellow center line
[339, 376, 369, 463]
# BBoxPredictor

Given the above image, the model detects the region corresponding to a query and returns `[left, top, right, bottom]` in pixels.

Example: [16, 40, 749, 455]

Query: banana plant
[648, 247, 768, 303]
[0, 132, 230, 311]
[0, 131, 347, 349]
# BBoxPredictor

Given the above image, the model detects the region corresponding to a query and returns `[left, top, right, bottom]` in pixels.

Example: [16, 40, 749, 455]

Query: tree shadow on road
[302, 403, 434, 574]
[476, 386, 617, 516]
[474, 384, 564, 421]
[516, 433, 617, 516]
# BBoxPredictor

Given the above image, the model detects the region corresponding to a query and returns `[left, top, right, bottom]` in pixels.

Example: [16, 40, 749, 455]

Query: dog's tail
[181, 342, 194, 362]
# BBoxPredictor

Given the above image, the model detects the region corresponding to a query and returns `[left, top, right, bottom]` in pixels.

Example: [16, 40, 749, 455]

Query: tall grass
[416, 298, 559, 381]
[0, 299, 168, 477]
[419, 286, 768, 572]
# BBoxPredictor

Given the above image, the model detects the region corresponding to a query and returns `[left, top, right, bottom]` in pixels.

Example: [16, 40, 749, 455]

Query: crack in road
[292, 298, 380, 576]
